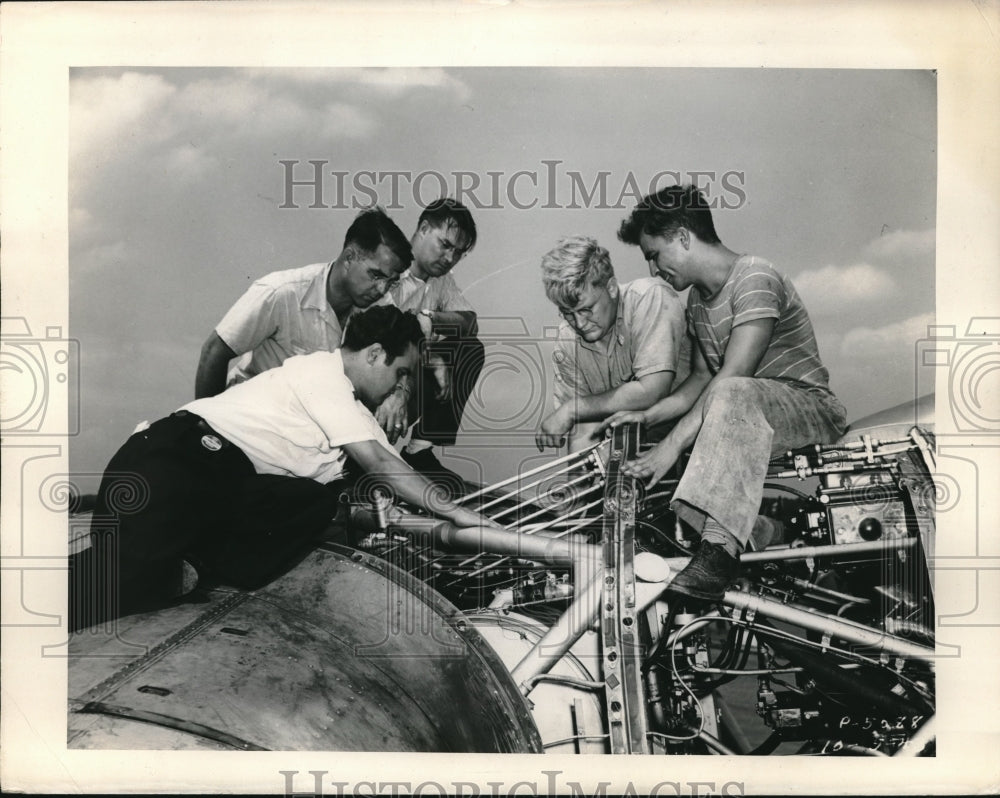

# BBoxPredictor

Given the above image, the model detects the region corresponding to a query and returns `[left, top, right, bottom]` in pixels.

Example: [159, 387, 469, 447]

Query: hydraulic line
[739, 537, 916, 564]
[756, 621, 930, 717]
[724, 589, 935, 662]
[448, 496, 605, 577]
[697, 731, 738, 756]
[488, 472, 601, 526]
[511, 572, 603, 694]
[473, 465, 599, 515]
[455, 440, 605, 505]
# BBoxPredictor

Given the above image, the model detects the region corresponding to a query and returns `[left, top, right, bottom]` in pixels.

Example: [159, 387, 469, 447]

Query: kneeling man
[71, 306, 495, 630]
[535, 235, 690, 452]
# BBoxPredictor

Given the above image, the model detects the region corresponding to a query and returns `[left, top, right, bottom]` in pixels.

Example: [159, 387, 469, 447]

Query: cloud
[71, 71, 178, 161]
[246, 67, 472, 102]
[320, 102, 378, 139]
[796, 262, 897, 313]
[862, 228, 935, 262]
[350, 68, 472, 101]
[72, 239, 134, 277]
[160, 143, 219, 182]
[839, 312, 935, 361]
[795, 227, 934, 319]
[71, 70, 380, 165]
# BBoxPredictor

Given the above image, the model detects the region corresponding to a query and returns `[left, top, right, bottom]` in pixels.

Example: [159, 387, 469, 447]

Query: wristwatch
[419, 308, 435, 321]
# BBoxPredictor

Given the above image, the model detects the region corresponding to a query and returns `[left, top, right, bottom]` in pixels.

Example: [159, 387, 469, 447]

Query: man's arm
[429, 309, 478, 339]
[639, 349, 713, 426]
[199, 277, 289, 398]
[427, 276, 479, 339]
[374, 380, 413, 444]
[535, 338, 585, 451]
[568, 371, 675, 422]
[195, 332, 238, 399]
[342, 439, 496, 528]
[621, 318, 776, 486]
[536, 370, 675, 450]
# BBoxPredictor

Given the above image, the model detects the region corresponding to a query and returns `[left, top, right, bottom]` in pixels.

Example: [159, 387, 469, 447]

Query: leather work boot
[667, 540, 740, 602]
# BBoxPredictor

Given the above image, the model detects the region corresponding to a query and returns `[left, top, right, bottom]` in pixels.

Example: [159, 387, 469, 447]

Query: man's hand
[417, 311, 434, 338]
[597, 409, 647, 436]
[620, 438, 678, 488]
[431, 361, 452, 402]
[375, 389, 410, 444]
[535, 404, 575, 451]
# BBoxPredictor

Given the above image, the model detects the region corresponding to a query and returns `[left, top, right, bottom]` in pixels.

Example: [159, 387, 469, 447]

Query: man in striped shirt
[608, 184, 847, 601]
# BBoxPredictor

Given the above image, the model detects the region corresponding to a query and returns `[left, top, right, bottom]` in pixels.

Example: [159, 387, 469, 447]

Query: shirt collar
[300, 261, 335, 312]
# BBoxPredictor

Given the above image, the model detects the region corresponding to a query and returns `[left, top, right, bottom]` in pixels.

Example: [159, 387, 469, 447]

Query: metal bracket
[601, 422, 650, 754]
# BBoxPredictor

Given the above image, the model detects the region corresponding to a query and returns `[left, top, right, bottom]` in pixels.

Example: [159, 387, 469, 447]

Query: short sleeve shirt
[216, 262, 349, 386]
[182, 350, 400, 484]
[552, 277, 690, 407]
[687, 255, 833, 393]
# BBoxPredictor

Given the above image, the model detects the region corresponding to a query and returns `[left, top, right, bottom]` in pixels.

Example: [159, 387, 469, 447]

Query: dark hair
[618, 184, 721, 246]
[344, 206, 414, 268]
[342, 305, 425, 363]
[418, 197, 477, 252]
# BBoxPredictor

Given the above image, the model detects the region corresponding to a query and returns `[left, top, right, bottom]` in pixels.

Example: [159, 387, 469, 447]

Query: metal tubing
[453, 497, 604, 571]
[762, 628, 929, 718]
[511, 573, 603, 694]
[475, 463, 584, 514]
[488, 472, 599, 524]
[355, 510, 602, 567]
[724, 590, 935, 662]
[787, 576, 871, 605]
[512, 498, 604, 537]
[456, 441, 604, 505]
[739, 538, 916, 564]
[519, 516, 601, 533]
[698, 730, 738, 756]
[498, 487, 601, 529]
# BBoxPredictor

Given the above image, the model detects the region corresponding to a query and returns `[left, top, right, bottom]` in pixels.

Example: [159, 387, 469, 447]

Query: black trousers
[69, 411, 343, 630]
[412, 335, 486, 447]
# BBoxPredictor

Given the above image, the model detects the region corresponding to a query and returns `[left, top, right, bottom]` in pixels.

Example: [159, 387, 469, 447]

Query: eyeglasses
[559, 305, 597, 323]
[557, 285, 610, 323]
[368, 269, 400, 292]
[435, 232, 468, 262]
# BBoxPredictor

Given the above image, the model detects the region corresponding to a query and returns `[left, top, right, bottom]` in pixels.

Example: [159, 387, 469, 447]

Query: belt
[173, 410, 234, 450]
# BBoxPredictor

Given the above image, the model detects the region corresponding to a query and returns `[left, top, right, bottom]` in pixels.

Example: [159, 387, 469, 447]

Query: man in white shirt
[193, 206, 413, 436]
[71, 306, 496, 630]
[389, 199, 485, 490]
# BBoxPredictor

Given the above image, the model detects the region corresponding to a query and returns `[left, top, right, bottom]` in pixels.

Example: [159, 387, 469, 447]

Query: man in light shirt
[390, 199, 485, 488]
[71, 306, 496, 630]
[194, 206, 413, 436]
[534, 235, 690, 453]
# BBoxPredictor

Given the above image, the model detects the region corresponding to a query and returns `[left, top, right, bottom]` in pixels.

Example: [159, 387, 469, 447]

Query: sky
[69, 67, 936, 489]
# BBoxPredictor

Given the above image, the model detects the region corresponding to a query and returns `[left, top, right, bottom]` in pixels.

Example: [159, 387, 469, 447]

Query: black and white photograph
[2, 2, 998, 795]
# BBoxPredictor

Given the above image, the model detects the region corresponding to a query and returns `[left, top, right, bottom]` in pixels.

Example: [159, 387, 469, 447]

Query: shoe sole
[666, 580, 726, 602]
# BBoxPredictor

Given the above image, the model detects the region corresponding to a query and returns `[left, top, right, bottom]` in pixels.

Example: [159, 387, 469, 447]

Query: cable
[762, 481, 813, 500]
[526, 674, 604, 691]
[729, 616, 935, 706]
[542, 733, 609, 750]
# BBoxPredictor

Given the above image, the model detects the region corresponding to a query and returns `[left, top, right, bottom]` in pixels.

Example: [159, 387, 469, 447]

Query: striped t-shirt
[687, 255, 833, 393]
